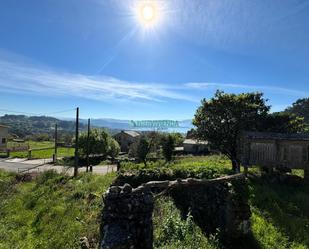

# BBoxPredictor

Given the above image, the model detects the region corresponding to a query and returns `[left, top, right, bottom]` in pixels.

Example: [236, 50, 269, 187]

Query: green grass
[153, 196, 219, 249]
[0, 170, 116, 249]
[7, 141, 74, 159]
[0, 156, 308, 249]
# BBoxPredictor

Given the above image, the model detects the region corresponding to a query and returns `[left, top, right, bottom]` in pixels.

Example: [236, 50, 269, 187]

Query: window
[1, 138, 6, 144]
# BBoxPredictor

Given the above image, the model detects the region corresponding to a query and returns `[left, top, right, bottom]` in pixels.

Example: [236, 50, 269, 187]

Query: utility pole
[54, 123, 58, 164]
[86, 118, 90, 172]
[74, 107, 79, 177]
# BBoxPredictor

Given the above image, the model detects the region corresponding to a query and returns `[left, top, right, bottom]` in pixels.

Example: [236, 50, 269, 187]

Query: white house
[183, 138, 209, 154]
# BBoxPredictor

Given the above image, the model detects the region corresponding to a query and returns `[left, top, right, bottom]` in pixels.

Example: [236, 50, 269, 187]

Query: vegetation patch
[0, 170, 116, 249]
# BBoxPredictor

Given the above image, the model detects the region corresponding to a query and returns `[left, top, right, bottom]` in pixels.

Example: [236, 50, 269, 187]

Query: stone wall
[100, 184, 154, 249]
[100, 174, 251, 249]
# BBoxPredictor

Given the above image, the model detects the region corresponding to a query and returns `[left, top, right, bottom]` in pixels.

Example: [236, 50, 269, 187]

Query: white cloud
[0, 59, 196, 103]
[185, 82, 309, 97]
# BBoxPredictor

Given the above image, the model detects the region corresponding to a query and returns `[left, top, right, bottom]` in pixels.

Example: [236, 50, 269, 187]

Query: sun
[135, 1, 161, 28]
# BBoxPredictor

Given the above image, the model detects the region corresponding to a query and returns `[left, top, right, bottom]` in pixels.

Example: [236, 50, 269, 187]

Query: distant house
[114, 130, 140, 152]
[183, 139, 209, 154]
[0, 124, 9, 150]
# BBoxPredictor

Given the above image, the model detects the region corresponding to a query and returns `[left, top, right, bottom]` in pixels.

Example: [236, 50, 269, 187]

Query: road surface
[0, 158, 117, 175]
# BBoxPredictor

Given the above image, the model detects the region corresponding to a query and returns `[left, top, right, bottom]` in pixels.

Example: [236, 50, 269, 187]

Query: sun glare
[135, 1, 161, 29]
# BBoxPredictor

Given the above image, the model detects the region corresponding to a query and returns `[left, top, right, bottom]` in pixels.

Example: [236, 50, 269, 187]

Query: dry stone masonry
[100, 174, 251, 249]
[100, 184, 154, 249]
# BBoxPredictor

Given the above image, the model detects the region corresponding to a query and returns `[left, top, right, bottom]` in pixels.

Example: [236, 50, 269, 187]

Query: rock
[122, 184, 133, 194]
[80, 237, 90, 249]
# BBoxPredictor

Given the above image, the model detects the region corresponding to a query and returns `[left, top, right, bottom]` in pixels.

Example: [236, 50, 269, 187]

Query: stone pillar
[101, 184, 154, 249]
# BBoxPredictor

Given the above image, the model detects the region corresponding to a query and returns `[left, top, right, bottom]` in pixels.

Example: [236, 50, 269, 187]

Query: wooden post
[28, 149, 32, 160]
[54, 123, 58, 164]
[86, 118, 90, 172]
[74, 107, 79, 177]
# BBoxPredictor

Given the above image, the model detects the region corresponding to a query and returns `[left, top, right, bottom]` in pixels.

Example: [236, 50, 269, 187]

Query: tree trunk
[231, 159, 240, 173]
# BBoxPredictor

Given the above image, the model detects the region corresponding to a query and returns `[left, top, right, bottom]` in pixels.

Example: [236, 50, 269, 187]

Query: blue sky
[0, 0, 308, 120]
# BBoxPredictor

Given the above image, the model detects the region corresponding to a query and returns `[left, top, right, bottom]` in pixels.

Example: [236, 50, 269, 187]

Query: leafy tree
[169, 132, 184, 146]
[285, 98, 309, 131]
[129, 135, 151, 167]
[161, 134, 175, 162]
[193, 90, 270, 172]
[108, 138, 120, 159]
[78, 129, 110, 157]
[260, 112, 305, 133]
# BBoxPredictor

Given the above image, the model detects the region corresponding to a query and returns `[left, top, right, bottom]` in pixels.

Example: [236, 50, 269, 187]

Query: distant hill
[0, 114, 86, 138]
[0, 115, 193, 138]
[78, 118, 193, 133]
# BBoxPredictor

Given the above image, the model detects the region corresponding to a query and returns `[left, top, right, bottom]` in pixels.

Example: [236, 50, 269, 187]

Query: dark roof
[115, 130, 140, 138]
[243, 131, 309, 141]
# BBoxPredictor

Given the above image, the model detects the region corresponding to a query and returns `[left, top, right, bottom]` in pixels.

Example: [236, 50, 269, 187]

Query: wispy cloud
[185, 82, 309, 97]
[0, 59, 195, 103]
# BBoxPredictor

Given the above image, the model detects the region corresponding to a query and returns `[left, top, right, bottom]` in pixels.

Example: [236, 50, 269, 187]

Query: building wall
[183, 143, 209, 154]
[114, 133, 138, 152]
[242, 138, 309, 169]
[0, 126, 8, 149]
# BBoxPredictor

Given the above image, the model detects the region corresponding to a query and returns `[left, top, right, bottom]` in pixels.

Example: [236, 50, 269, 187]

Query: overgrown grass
[0, 170, 115, 249]
[1, 155, 308, 249]
[249, 176, 309, 249]
[153, 196, 219, 249]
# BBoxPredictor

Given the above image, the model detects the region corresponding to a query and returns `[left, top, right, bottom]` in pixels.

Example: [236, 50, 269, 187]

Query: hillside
[0, 115, 87, 138]
[0, 156, 308, 249]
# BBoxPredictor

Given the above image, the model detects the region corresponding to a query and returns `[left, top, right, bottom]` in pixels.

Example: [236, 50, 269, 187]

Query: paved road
[0, 159, 40, 172]
[0, 158, 117, 175]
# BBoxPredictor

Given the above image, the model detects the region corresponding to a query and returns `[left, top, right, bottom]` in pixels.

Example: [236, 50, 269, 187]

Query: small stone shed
[240, 131, 309, 178]
[114, 130, 140, 153]
[183, 139, 209, 154]
[0, 124, 8, 150]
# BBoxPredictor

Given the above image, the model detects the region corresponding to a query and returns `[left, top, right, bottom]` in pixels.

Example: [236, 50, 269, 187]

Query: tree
[108, 138, 120, 160]
[129, 135, 151, 167]
[78, 129, 110, 157]
[161, 134, 175, 162]
[169, 132, 184, 146]
[260, 112, 305, 133]
[193, 90, 270, 172]
[285, 98, 309, 131]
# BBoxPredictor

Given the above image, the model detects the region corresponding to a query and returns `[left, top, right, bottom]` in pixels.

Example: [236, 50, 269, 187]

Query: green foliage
[153, 197, 219, 249]
[0, 114, 86, 138]
[117, 155, 233, 187]
[161, 134, 175, 162]
[193, 90, 270, 170]
[129, 135, 151, 166]
[192, 91, 306, 172]
[78, 128, 111, 157]
[285, 98, 309, 124]
[169, 132, 184, 147]
[249, 176, 309, 249]
[261, 112, 305, 133]
[0, 170, 116, 249]
[108, 137, 120, 159]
